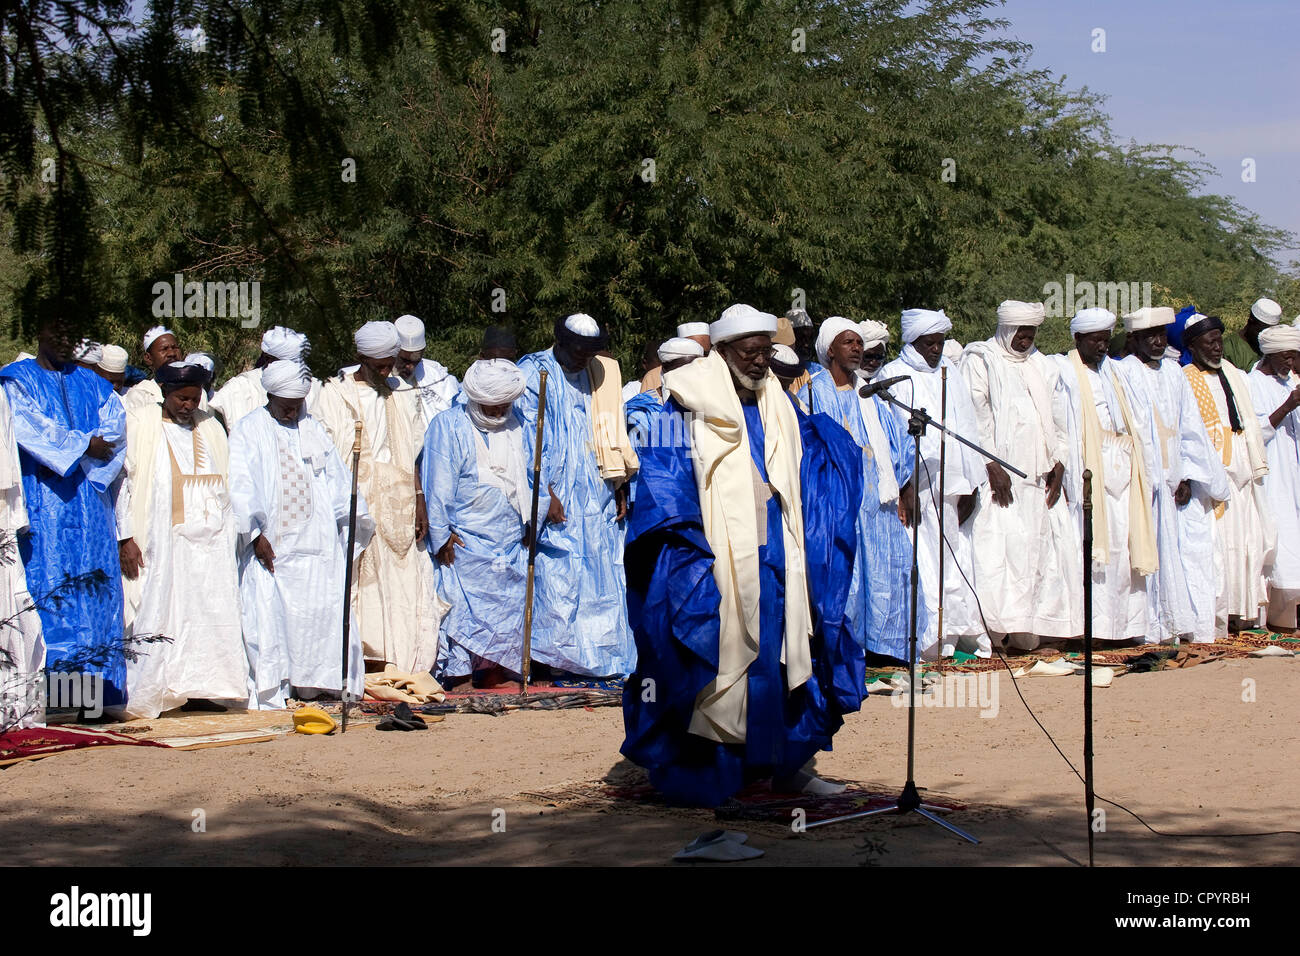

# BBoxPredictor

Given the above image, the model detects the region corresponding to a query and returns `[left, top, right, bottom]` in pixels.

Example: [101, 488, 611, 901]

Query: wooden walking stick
[1082, 468, 1095, 867]
[521, 370, 549, 694]
[936, 365, 948, 673]
[340, 420, 363, 733]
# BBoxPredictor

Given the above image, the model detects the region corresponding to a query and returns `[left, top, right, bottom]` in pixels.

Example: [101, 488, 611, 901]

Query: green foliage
[1, 0, 1294, 378]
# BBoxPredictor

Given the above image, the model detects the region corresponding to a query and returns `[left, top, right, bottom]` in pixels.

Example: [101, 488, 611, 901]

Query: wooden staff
[340, 420, 363, 733]
[936, 365, 948, 672]
[522, 370, 549, 694]
[1082, 468, 1095, 867]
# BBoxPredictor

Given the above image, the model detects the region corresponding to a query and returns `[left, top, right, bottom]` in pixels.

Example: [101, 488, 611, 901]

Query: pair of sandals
[673, 829, 764, 862]
[375, 702, 428, 731]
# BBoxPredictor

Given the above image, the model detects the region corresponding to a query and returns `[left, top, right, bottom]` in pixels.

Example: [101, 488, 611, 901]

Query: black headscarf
[1184, 316, 1242, 432]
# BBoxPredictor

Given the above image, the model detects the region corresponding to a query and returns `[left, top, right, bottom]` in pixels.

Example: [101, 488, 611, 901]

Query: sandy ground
[1, 655, 1297, 866]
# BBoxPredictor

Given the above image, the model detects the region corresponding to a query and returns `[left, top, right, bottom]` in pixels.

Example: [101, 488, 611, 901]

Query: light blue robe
[0, 359, 127, 705]
[808, 370, 920, 660]
[516, 349, 635, 676]
[421, 407, 527, 679]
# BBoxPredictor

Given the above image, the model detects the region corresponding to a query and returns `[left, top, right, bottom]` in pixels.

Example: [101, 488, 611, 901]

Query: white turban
[771, 344, 800, 367]
[1251, 297, 1282, 325]
[657, 337, 704, 363]
[354, 321, 401, 359]
[394, 314, 426, 351]
[996, 300, 1046, 327]
[1258, 325, 1300, 355]
[900, 308, 952, 344]
[98, 344, 128, 374]
[677, 322, 710, 338]
[1070, 308, 1116, 334]
[710, 303, 778, 345]
[857, 320, 890, 350]
[262, 360, 311, 399]
[261, 326, 308, 361]
[1122, 307, 1175, 332]
[184, 352, 214, 374]
[815, 316, 863, 366]
[563, 313, 601, 337]
[142, 325, 173, 352]
[463, 358, 526, 406]
[73, 339, 102, 363]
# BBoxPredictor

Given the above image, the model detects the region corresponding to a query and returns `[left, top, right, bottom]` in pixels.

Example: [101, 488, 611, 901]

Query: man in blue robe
[808, 317, 920, 662]
[0, 323, 127, 706]
[517, 314, 639, 677]
[622, 304, 864, 807]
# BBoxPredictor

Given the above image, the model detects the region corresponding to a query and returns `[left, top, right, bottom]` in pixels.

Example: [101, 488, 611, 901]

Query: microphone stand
[805, 380, 1025, 841]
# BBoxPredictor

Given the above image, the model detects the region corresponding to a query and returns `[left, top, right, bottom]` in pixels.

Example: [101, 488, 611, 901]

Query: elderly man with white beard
[229, 360, 372, 708]
[879, 308, 989, 659]
[421, 359, 533, 688]
[1247, 325, 1300, 631]
[1178, 312, 1272, 633]
[1115, 307, 1230, 644]
[211, 326, 317, 429]
[960, 301, 1081, 649]
[1053, 308, 1157, 643]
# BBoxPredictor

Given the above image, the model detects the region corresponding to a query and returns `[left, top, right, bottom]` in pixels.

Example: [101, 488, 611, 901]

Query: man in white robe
[114, 362, 247, 718]
[881, 308, 989, 658]
[392, 314, 461, 431]
[960, 301, 1081, 649]
[1180, 312, 1272, 632]
[1116, 307, 1230, 643]
[313, 322, 442, 675]
[123, 326, 184, 411]
[1053, 308, 1157, 642]
[423, 359, 532, 687]
[0, 386, 45, 730]
[229, 361, 372, 708]
[211, 327, 318, 429]
[1247, 326, 1300, 631]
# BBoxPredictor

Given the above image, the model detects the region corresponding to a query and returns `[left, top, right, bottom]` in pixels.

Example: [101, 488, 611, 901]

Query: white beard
[724, 354, 769, 392]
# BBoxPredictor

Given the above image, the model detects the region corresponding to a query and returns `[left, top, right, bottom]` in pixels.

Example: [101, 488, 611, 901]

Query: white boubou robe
[229, 407, 373, 709]
[0, 388, 45, 729]
[961, 340, 1082, 645]
[313, 374, 444, 674]
[881, 346, 989, 658]
[1247, 366, 1300, 625]
[1117, 356, 1231, 643]
[115, 406, 247, 718]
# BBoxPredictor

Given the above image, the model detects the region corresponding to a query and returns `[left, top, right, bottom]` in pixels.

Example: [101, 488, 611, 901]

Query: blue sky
[994, 0, 1300, 267]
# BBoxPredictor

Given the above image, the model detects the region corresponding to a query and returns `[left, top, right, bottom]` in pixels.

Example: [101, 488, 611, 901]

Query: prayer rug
[0, 725, 169, 766]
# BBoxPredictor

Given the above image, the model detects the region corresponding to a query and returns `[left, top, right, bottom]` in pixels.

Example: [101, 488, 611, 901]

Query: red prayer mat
[0, 725, 170, 766]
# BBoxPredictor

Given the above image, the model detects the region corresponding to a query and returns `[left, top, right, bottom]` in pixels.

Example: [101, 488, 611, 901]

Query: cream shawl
[664, 350, 812, 744]
[588, 355, 639, 486]
[124, 404, 229, 546]
[1068, 351, 1157, 574]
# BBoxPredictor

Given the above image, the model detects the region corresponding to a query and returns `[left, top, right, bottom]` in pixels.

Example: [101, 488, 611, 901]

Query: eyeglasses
[730, 345, 774, 361]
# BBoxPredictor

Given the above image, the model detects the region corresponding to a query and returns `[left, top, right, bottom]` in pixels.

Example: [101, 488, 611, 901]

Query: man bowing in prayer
[313, 321, 442, 675]
[1246, 326, 1300, 631]
[808, 316, 918, 662]
[1053, 308, 1157, 643]
[1116, 307, 1229, 644]
[229, 360, 372, 709]
[516, 314, 639, 678]
[1, 322, 128, 707]
[393, 314, 461, 428]
[1222, 297, 1284, 372]
[210, 326, 316, 429]
[421, 359, 531, 687]
[114, 361, 247, 717]
[622, 304, 864, 806]
[625, 338, 703, 449]
[960, 301, 1081, 650]
[1180, 312, 1272, 633]
[880, 308, 990, 659]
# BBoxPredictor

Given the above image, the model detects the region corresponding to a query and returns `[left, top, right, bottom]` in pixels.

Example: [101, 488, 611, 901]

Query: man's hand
[253, 535, 276, 573]
[119, 538, 144, 580]
[615, 484, 629, 522]
[898, 481, 916, 528]
[546, 485, 567, 524]
[437, 532, 464, 566]
[1174, 478, 1192, 507]
[1044, 461, 1065, 509]
[85, 436, 113, 461]
[957, 493, 977, 525]
[415, 495, 428, 542]
[987, 461, 1013, 508]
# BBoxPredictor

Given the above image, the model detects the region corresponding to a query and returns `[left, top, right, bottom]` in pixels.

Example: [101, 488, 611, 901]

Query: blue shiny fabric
[807, 371, 922, 660]
[620, 397, 864, 806]
[0, 360, 126, 705]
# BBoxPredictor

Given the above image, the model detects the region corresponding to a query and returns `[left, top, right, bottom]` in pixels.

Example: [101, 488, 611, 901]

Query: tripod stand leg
[915, 808, 980, 844]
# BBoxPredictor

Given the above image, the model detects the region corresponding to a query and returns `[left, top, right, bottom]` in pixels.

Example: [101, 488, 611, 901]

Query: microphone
[857, 374, 909, 398]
